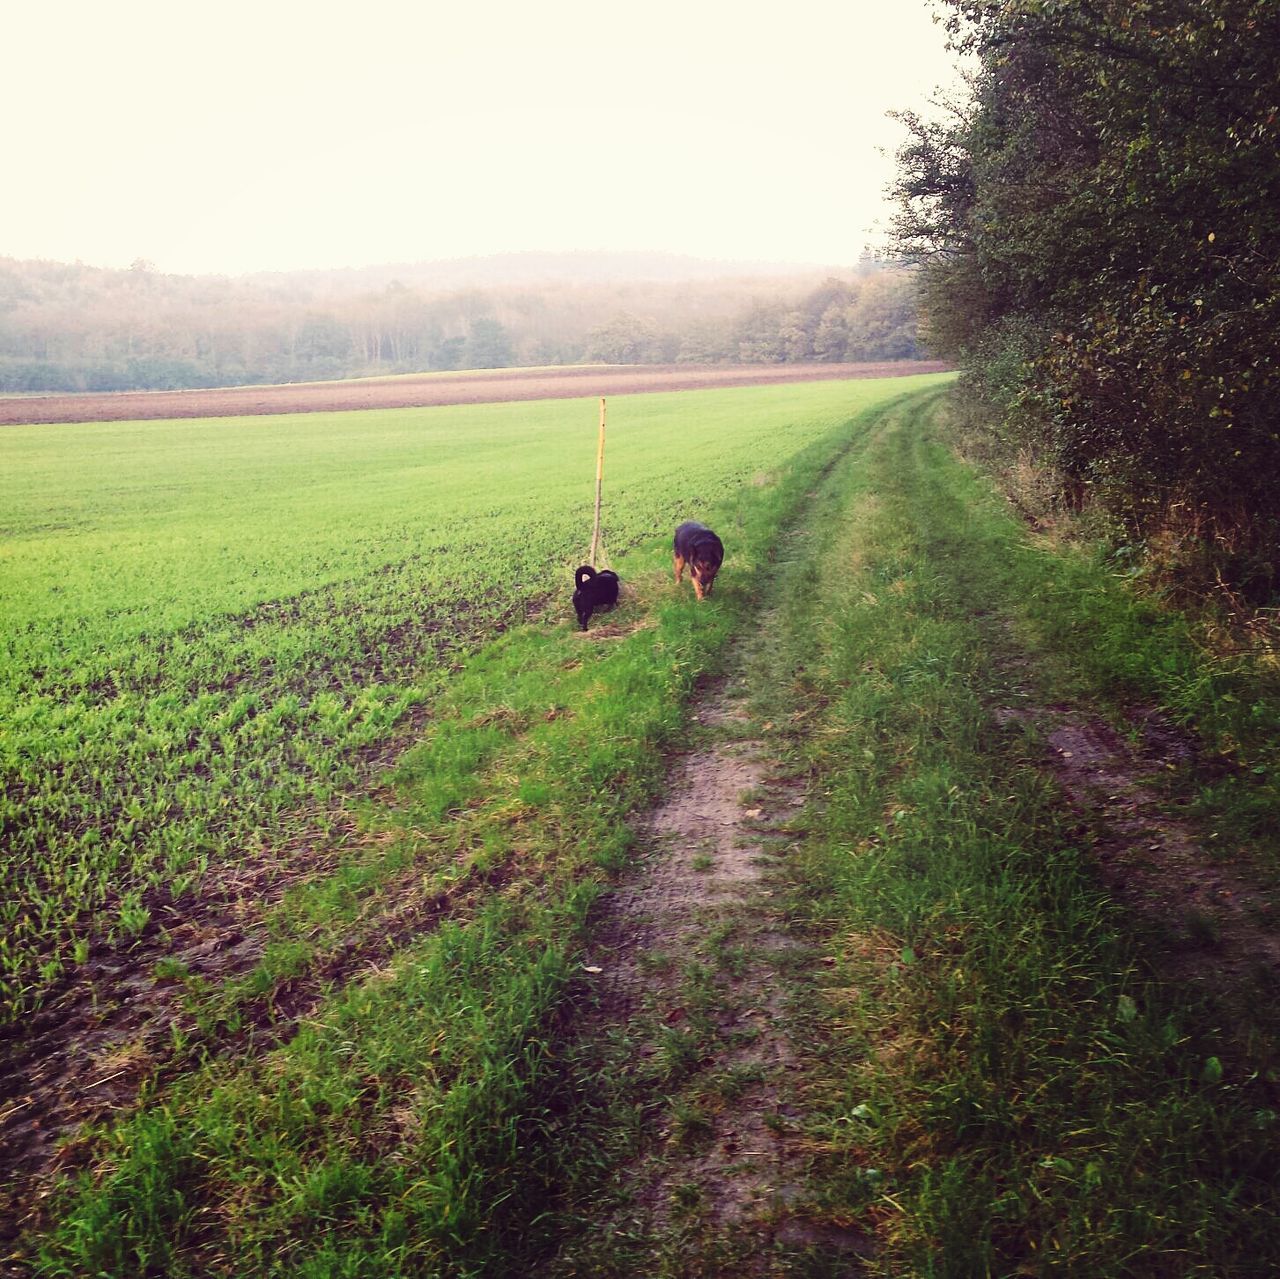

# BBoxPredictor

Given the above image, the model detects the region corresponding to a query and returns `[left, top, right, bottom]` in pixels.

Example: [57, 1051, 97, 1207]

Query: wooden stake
[590, 397, 606, 568]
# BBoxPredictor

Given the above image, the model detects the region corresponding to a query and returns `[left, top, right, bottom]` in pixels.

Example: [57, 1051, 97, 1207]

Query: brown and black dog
[673, 521, 724, 599]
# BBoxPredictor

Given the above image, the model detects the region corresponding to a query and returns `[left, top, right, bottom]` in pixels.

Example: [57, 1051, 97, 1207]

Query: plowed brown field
[0, 360, 949, 425]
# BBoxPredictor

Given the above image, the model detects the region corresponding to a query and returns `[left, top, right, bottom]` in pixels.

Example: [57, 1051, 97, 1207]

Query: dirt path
[998, 701, 1280, 1007]
[547, 670, 871, 1276]
[544, 395, 1280, 1273]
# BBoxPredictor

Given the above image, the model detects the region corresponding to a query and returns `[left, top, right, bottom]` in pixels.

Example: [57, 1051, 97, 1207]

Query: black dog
[673, 521, 724, 599]
[572, 564, 620, 630]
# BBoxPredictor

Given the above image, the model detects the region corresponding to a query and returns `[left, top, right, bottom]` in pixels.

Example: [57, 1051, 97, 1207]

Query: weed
[1184, 908, 1223, 947]
[153, 957, 190, 982]
[669, 1100, 714, 1144]
[709, 1062, 765, 1101]
[711, 941, 750, 978]
[670, 1181, 703, 1212]
[637, 950, 677, 976]
[654, 1027, 705, 1085]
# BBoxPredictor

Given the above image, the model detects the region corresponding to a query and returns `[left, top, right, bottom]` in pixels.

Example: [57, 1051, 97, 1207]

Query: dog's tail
[575, 565, 597, 588]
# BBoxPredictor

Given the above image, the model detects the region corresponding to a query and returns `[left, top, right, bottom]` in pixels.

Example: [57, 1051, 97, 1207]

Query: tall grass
[754, 392, 1280, 1275]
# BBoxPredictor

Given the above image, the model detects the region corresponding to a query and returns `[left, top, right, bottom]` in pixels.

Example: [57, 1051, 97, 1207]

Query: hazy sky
[5, 0, 962, 277]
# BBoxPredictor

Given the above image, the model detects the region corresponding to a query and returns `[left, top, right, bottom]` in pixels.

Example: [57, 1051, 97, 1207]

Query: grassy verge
[28, 389, 905, 1276]
[753, 393, 1280, 1274]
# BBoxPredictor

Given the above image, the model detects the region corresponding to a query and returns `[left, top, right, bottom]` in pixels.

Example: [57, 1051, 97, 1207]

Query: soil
[0, 361, 950, 426]
[548, 677, 872, 1275]
[996, 702, 1280, 1005]
[598, 692, 805, 1212]
[0, 830, 508, 1253]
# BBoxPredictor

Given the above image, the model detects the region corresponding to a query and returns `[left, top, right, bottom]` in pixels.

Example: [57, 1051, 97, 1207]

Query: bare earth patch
[550, 679, 871, 1275]
[0, 836, 507, 1255]
[0, 362, 949, 426]
[997, 703, 1280, 1003]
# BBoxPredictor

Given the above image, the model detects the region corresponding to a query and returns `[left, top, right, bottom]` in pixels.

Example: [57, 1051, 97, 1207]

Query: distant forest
[0, 253, 921, 393]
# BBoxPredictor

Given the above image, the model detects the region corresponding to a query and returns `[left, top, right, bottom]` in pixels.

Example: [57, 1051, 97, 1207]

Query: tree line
[892, 0, 1280, 600]
[0, 255, 921, 394]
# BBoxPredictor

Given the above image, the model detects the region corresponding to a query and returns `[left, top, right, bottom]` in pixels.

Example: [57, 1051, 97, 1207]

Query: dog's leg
[674, 552, 685, 584]
[692, 573, 705, 601]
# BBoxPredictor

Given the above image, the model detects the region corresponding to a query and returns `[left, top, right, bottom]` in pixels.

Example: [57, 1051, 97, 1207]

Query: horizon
[2, 246, 868, 284]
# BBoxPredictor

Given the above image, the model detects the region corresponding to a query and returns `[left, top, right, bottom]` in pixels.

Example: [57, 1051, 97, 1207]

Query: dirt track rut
[548, 672, 871, 1276]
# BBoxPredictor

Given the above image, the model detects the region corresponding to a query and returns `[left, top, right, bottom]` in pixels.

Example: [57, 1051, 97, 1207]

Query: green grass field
[1, 377, 941, 1024]
[3, 376, 942, 1272]
[9, 373, 1280, 1277]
